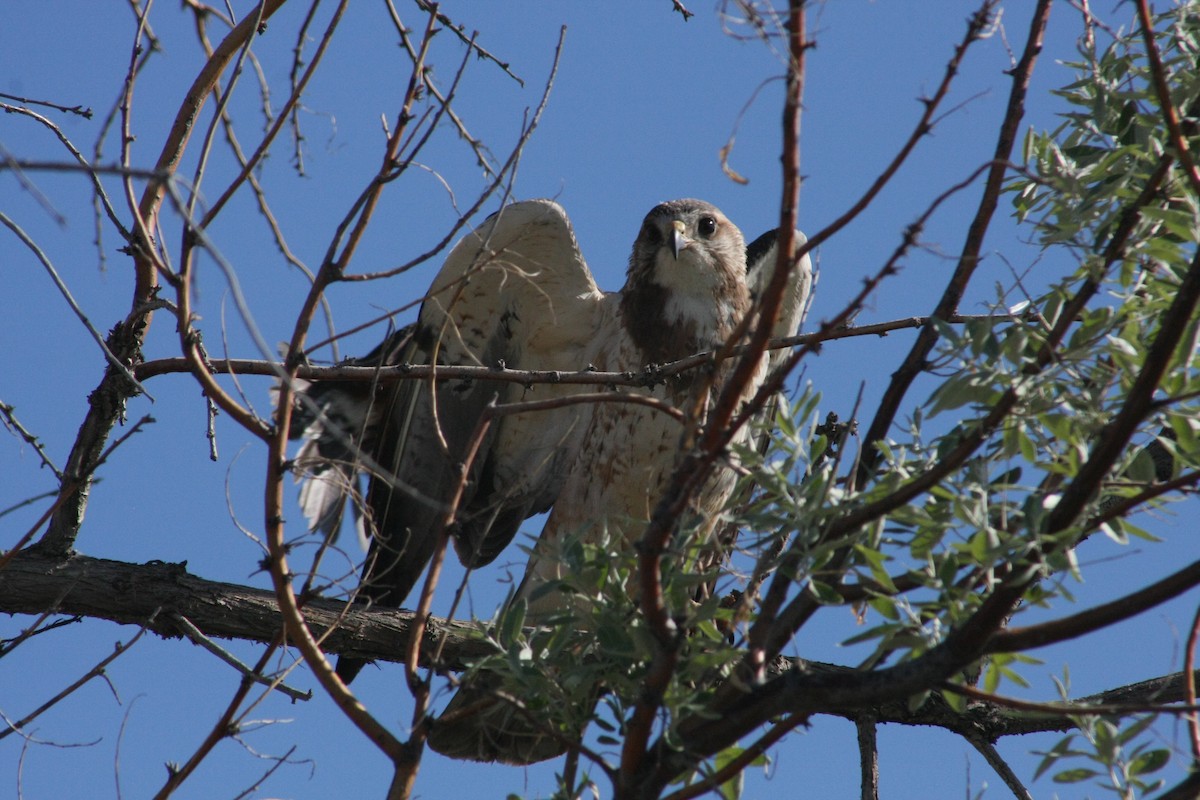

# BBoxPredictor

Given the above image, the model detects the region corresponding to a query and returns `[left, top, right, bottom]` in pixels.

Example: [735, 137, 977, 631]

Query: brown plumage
[428, 200, 784, 764]
[288, 199, 813, 760]
[293, 200, 604, 683]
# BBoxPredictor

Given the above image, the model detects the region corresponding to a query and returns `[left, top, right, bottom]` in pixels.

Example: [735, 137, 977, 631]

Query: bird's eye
[697, 216, 717, 238]
[642, 221, 661, 245]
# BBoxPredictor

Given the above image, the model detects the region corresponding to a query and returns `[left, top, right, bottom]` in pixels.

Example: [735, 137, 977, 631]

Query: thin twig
[856, 0, 1049, 484]
[1, 104, 131, 242]
[962, 733, 1033, 800]
[412, 0, 524, 85]
[337, 27, 565, 285]
[1135, 0, 1200, 197]
[658, 713, 806, 800]
[388, 1, 499, 178]
[171, 614, 310, 702]
[1185, 603, 1200, 761]
[151, 635, 288, 799]
[200, 0, 349, 227]
[944, 682, 1200, 717]
[0, 625, 148, 742]
[746, 161, 1004, 658]
[0, 91, 91, 118]
[135, 311, 1020, 399]
[183, 0, 268, 226]
[259, 6, 459, 771]
[0, 211, 150, 398]
[624, 4, 808, 792]
[0, 401, 62, 479]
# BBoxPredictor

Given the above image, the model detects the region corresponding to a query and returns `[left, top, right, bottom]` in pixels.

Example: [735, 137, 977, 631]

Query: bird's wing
[680, 228, 814, 603]
[413, 199, 606, 565]
[287, 326, 415, 550]
[744, 227, 813, 370]
[428, 200, 762, 764]
[335, 200, 605, 681]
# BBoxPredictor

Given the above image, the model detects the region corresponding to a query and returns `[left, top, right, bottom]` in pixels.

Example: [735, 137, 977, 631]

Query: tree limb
[0, 550, 493, 671]
[3, 549, 1195, 746]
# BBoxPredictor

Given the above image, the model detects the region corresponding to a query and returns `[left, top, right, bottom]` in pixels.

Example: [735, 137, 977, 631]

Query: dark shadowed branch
[2, 548, 1196, 746]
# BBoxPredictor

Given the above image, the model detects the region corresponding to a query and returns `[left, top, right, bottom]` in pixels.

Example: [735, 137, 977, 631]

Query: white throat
[653, 250, 731, 337]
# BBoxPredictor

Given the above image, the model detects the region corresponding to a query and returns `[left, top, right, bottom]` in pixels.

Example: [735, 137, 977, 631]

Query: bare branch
[990, 558, 1200, 654]
[200, 0, 349, 227]
[1045, 248, 1200, 531]
[658, 714, 804, 800]
[42, 0, 291, 554]
[131, 311, 1014, 385]
[411, 0, 524, 85]
[0, 625, 147, 742]
[0, 211, 149, 397]
[856, 0, 1051, 484]
[945, 682, 1200, 719]
[0, 551, 494, 670]
[0, 91, 92, 118]
[150, 636, 288, 799]
[7, 548, 1196, 746]
[171, 613, 311, 702]
[1187, 604, 1200, 761]
[0, 401, 62, 480]
[0, 103, 129, 240]
[962, 733, 1033, 800]
[855, 716, 879, 800]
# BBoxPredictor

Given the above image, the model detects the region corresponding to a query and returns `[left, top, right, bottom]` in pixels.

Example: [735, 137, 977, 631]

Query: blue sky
[3, 2, 1197, 798]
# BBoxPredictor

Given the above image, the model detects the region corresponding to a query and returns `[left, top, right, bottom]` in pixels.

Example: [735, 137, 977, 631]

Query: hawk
[288, 199, 812, 759]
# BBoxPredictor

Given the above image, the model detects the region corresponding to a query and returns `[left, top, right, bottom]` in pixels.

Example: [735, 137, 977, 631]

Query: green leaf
[1052, 768, 1100, 783]
[1117, 714, 1157, 744]
[596, 620, 635, 657]
[713, 746, 749, 800]
[808, 580, 845, 606]
[499, 597, 527, 647]
[853, 544, 897, 593]
[1128, 748, 1170, 776]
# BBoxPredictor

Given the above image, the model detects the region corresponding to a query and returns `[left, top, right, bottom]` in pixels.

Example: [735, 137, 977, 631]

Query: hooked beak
[671, 219, 688, 260]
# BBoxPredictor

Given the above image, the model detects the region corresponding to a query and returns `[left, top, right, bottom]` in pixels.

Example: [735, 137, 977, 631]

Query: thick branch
[991, 558, 1200, 653]
[0, 550, 492, 671]
[2, 549, 1194, 743]
[1045, 245, 1200, 531]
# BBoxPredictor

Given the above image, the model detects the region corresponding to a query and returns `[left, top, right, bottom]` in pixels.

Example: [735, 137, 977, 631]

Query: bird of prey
[287, 199, 813, 755]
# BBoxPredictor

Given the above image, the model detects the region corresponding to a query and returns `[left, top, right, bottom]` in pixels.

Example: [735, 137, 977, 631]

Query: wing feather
[329, 200, 605, 682]
[427, 224, 815, 761]
[745, 227, 813, 370]
[286, 326, 415, 549]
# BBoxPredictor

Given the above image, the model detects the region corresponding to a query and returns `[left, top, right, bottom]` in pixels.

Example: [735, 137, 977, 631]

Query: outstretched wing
[429, 205, 801, 766]
[411, 200, 607, 569]
[294, 200, 606, 682]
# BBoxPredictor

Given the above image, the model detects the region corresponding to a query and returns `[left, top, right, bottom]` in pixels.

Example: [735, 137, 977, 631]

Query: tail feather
[427, 675, 574, 765]
[286, 326, 416, 544]
[336, 653, 370, 684]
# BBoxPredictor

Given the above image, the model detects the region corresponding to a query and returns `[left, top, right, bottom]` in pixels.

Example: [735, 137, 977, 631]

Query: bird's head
[621, 199, 751, 362]
[628, 199, 747, 296]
